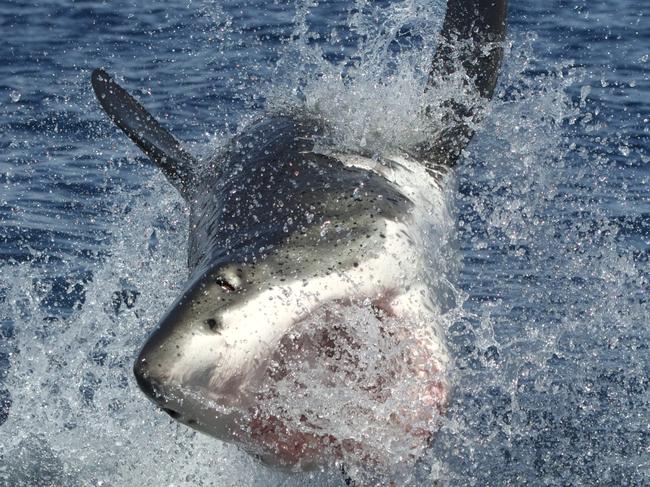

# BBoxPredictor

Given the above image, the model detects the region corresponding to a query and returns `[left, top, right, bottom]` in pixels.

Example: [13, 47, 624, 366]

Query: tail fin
[91, 69, 197, 198]
[423, 0, 508, 166]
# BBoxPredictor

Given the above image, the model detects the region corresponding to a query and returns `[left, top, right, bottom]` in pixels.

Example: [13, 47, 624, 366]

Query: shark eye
[215, 276, 237, 293]
[205, 318, 223, 333]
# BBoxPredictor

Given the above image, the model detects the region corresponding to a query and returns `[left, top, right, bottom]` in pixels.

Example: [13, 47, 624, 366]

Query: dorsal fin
[91, 69, 197, 198]
[423, 0, 508, 166]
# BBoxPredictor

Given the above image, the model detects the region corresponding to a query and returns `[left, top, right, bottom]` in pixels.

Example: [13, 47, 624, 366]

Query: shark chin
[92, 0, 507, 477]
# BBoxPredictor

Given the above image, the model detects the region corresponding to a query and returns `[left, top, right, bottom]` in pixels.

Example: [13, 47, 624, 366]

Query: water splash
[267, 0, 446, 156]
[2, 0, 647, 486]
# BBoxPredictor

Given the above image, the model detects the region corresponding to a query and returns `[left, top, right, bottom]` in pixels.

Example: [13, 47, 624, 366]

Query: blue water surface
[0, 0, 648, 485]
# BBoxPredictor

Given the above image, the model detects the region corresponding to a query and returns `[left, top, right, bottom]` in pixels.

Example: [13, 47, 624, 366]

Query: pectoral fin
[91, 68, 197, 198]
[423, 0, 508, 166]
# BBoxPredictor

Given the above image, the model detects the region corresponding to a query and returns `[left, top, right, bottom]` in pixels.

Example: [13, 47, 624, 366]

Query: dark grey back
[188, 116, 413, 273]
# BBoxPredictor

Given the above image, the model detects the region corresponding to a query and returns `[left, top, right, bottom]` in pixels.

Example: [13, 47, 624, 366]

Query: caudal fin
[91, 69, 197, 198]
[423, 0, 508, 166]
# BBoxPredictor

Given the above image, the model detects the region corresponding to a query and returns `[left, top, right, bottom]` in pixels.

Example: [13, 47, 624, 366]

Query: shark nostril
[205, 317, 224, 333]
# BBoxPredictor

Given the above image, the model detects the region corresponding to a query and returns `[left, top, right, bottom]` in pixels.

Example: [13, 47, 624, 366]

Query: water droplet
[9, 90, 21, 103]
[320, 220, 331, 237]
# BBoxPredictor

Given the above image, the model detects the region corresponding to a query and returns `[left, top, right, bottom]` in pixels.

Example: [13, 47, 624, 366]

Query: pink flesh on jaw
[220, 293, 449, 470]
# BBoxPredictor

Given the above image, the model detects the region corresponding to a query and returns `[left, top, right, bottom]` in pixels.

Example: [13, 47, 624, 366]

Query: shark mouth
[245, 296, 448, 470]
[143, 292, 449, 472]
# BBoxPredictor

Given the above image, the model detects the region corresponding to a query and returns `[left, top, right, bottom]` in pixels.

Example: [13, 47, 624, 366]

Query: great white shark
[92, 0, 507, 474]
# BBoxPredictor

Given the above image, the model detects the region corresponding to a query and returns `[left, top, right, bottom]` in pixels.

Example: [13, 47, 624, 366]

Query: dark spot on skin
[353, 262, 359, 267]
[205, 318, 223, 333]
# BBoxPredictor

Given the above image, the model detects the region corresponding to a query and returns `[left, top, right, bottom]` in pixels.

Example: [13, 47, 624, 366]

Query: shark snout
[133, 355, 164, 403]
[133, 356, 195, 423]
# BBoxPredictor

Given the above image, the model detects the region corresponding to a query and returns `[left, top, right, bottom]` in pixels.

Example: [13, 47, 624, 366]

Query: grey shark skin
[92, 0, 507, 472]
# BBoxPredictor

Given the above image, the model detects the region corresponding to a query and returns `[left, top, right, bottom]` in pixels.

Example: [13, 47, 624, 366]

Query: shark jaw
[133, 216, 450, 472]
[135, 289, 449, 472]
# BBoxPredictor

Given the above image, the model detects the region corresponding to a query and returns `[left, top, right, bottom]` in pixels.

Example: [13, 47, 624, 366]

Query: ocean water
[0, 0, 648, 486]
